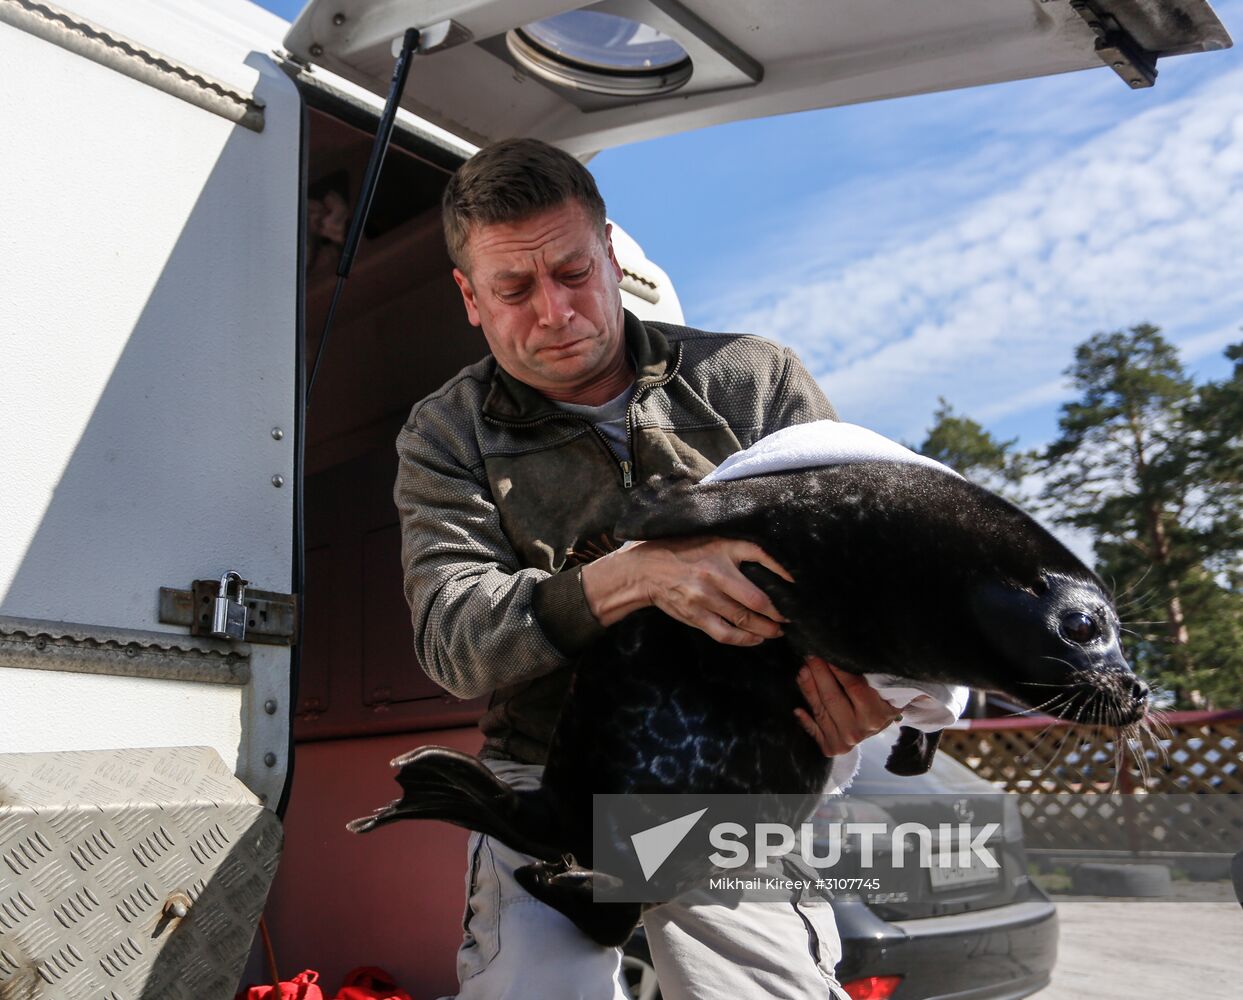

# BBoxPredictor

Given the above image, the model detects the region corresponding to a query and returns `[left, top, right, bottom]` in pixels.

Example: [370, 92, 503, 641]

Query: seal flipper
[347, 746, 563, 862]
[884, 726, 943, 776]
[514, 860, 641, 947]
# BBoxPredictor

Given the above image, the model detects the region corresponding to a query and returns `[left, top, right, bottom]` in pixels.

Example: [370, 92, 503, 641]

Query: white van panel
[285, 0, 1231, 155]
[1, 668, 243, 757]
[612, 221, 685, 325]
[0, 25, 300, 805]
[51, 0, 287, 99]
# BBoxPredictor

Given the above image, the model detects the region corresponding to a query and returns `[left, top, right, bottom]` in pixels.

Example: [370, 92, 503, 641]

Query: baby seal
[350, 458, 1148, 945]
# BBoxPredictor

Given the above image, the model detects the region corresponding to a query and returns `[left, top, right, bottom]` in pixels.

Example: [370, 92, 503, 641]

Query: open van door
[284, 0, 1231, 155]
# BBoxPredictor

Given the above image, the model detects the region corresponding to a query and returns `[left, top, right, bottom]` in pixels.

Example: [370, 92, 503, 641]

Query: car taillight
[841, 975, 903, 1000]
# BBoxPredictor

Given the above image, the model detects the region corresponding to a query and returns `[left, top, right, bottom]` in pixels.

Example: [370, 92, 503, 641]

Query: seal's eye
[1060, 611, 1100, 644]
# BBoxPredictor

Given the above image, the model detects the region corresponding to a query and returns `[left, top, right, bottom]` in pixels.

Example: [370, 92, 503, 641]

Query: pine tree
[1040, 325, 1243, 707]
[915, 397, 1031, 504]
[1181, 340, 1243, 706]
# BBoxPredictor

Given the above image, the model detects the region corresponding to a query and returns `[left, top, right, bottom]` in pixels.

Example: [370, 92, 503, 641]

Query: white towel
[702, 419, 962, 484]
[867, 678, 971, 730]
[703, 420, 970, 740]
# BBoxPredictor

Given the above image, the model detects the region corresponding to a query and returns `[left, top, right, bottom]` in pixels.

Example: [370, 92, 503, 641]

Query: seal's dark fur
[351, 463, 1147, 945]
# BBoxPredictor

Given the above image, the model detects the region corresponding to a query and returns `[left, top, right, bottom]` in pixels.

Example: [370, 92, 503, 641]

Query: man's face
[452, 199, 626, 402]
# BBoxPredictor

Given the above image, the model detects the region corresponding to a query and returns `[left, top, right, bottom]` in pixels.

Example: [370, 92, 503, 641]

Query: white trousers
[443, 760, 850, 1000]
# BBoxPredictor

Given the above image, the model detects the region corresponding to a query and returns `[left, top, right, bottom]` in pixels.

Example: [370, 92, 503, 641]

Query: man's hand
[580, 535, 792, 646]
[794, 656, 902, 756]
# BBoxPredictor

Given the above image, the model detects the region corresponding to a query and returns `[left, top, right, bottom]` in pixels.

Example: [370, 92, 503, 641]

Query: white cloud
[714, 63, 1243, 445]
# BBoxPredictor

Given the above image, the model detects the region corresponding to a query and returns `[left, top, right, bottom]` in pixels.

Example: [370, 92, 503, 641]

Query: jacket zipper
[483, 409, 635, 489]
[614, 349, 680, 489]
[483, 345, 682, 491]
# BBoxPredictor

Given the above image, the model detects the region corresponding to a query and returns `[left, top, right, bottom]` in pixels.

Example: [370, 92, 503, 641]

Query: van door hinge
[1069, 0, 1157, 89]
[159, 580, 298, 645]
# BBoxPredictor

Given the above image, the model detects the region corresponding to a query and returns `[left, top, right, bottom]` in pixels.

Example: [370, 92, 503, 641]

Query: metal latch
[1069, 0, 1158, 89]
[159, 578, 298, 646]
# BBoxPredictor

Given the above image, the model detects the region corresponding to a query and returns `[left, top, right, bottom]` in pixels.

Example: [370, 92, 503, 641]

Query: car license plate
[928, 854, 1001, 890]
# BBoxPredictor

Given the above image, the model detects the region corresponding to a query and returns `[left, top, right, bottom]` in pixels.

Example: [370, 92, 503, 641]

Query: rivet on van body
[264, 752, 277, 767]
[264, 699, 278, 715]
[163, 894, 191, 920]
[333, 13, 346, 26]
[272, 474, 284, 487]
[310, 43, 324, 57]
[271, 427, 284, 440]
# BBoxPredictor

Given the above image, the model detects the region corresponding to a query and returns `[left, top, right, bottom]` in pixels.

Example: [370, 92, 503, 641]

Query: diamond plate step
[0, 747, 282, 1000]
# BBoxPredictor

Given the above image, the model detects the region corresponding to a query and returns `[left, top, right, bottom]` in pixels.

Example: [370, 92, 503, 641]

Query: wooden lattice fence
[939, 709, 1243, 794]
[940, 710, 1243, 858]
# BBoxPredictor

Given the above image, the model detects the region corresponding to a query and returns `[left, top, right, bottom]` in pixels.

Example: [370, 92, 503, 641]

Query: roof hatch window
[507, 10, 692, 96]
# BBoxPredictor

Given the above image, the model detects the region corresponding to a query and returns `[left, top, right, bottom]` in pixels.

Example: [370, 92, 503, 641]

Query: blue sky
[258, 0, 1241, 448]
[589, 2, 1243, 448]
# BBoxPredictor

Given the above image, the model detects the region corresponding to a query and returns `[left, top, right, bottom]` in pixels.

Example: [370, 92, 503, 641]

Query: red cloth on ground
[236, 970, 325, 1000]
[334, 967, 412, 1000]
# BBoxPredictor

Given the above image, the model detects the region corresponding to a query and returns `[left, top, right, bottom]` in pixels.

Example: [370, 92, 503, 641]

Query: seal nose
[1130, 677, 1150, 704]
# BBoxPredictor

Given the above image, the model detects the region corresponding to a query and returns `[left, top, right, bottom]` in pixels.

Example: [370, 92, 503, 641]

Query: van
[0, 1, 1230, 996]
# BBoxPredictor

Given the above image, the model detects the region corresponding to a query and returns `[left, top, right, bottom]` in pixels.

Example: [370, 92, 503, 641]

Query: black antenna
[307, 26, 422, 403]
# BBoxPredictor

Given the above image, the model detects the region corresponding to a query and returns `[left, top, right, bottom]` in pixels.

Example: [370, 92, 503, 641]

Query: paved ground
[1036, 900, 1241, 999]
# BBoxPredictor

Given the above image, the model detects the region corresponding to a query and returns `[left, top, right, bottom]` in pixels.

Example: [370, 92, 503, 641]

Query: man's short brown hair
[442, 138, 607, 272]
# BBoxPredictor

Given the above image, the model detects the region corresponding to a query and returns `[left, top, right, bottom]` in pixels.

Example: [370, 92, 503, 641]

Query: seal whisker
[1146, 709, 1174, 742]
[1114, 590, 1160, 615]
[1017, 716, 1062, 764]
[1113, 717, 1134, 795]
[1041, 720, 1083, 785]
[1140, 715, 1171, 767]
[1146, 726, 1167, 780]
[1026, 723, 1063, 760]
[1125, 724, 1151, 789]
[1026, 697, 1072, 737]
[1003, 692, 1067, 718]
[1021, 700, 1077, 767]
[1115, 602, 1159, 621]
[1138, 736, 1153, 789]
[1111, 565, 1155, 603]
[1138, 715, 1163, 790]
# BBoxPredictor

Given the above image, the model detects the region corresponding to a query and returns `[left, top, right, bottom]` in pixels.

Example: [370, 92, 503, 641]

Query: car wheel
[621, 950, 661, 1000]
[619, 934, 661, 998]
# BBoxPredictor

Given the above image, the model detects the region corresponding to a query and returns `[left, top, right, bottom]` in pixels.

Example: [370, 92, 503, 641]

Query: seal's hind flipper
[347, 746, 561, 860]
[514, 859, 640, 947]
[884, 726, 943, 776]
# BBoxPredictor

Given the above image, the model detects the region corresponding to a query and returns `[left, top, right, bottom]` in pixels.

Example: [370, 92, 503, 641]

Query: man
[395, 138, 899, 999]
